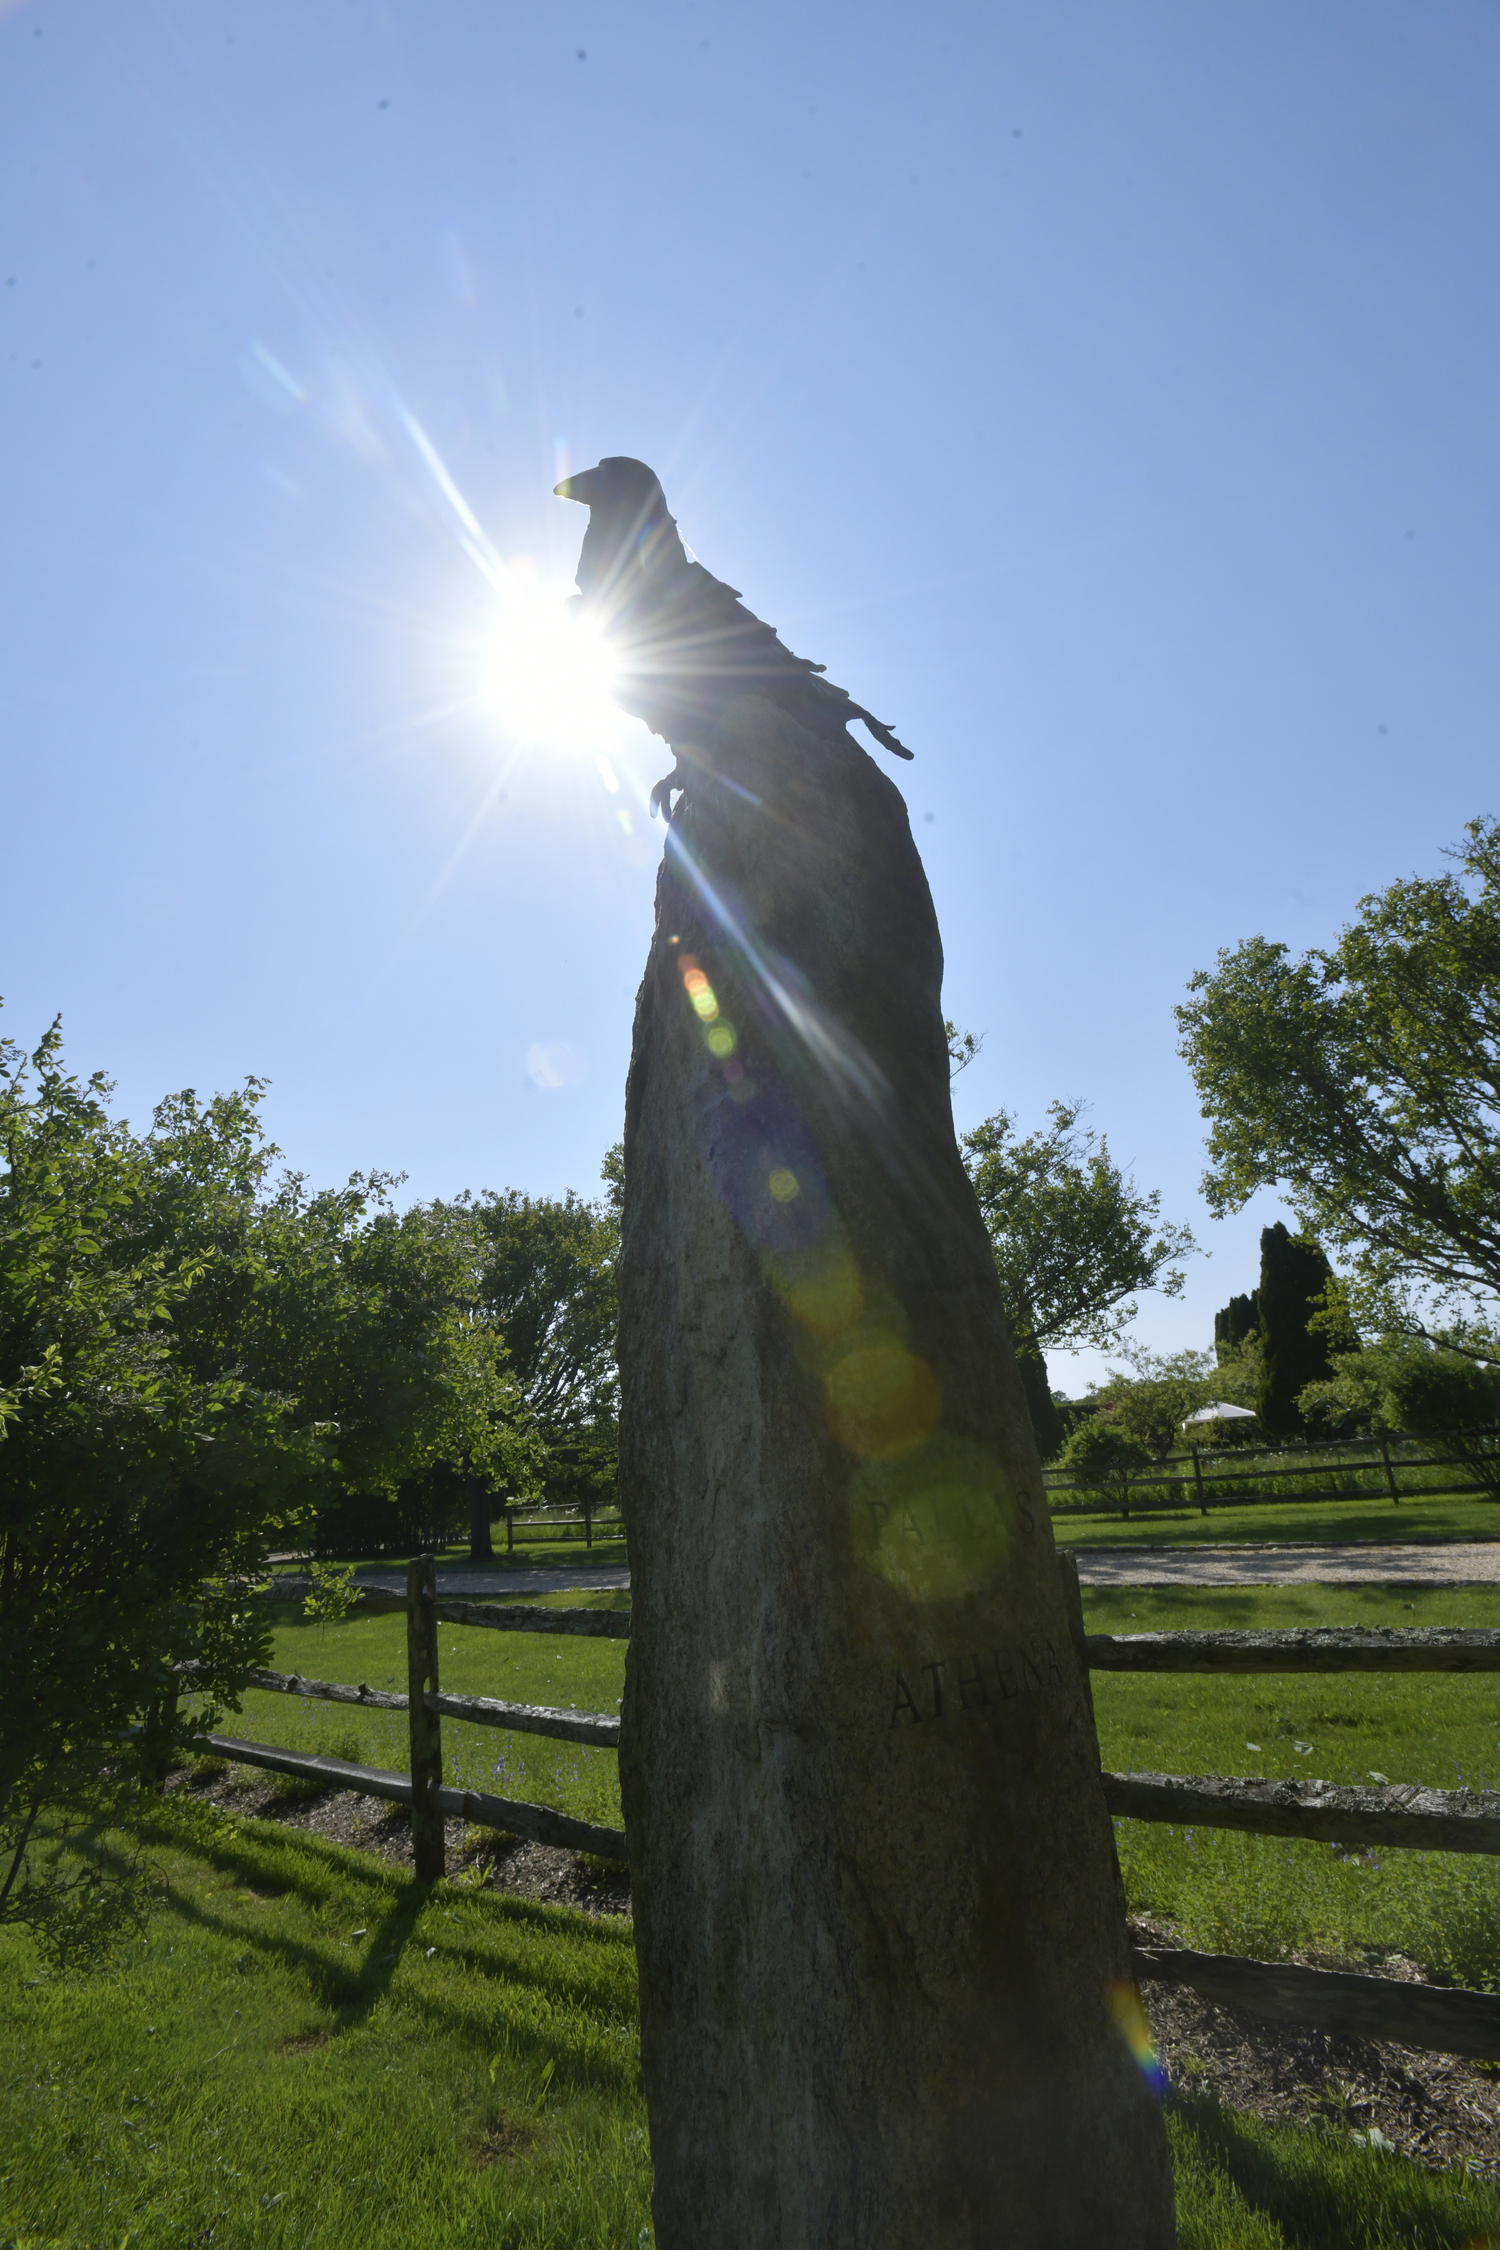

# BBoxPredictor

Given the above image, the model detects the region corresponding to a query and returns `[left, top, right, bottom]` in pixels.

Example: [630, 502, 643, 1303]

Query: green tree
[1177, 815, 1500, 1360]
[0, 1019, 539, 1951]
[945, 1020, 984, 1077]
[1255, 1223, 1336, 1436]
[1301, 1337, 1500, 1495]
[0, 1024, 307, 1960]
[1089, 1347, 1220, 1459]
[137, 1088, 539, 1563]
[453, 1172, 621, 1524]
[1383, 1346, 1500, 1437]
[387, 1201, 544, 1563]
[1213, 1291, 1259, 1358]
[960, 1102, 1197, 1459]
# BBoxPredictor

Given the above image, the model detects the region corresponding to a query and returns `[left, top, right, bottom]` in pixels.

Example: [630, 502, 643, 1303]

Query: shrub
[1057, 1419, 1152, 1489]
[1382, 1348, 1500, 1435]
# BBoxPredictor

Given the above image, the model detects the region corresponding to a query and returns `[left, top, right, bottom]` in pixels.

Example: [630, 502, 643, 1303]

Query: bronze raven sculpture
[555, 457, 913, 820]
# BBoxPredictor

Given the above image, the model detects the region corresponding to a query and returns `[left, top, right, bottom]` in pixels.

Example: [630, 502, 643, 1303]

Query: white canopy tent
[1180, 1402, 1258, 1430]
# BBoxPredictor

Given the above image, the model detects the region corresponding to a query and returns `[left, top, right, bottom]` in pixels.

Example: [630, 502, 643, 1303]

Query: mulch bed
[164, 1766, 1500, 2175]
[1132, 1918, 1500, 2179]
[163, 1763, 631, 1917]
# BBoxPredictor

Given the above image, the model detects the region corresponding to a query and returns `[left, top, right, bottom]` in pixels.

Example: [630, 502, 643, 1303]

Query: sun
[480, 558, 621, 752]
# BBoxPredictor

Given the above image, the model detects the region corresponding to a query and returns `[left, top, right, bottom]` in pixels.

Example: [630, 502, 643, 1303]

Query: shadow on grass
[1172, 2093, 1500, 2249]
[105, 1807, 640, 2089]
[94, 1822, 428, 2025]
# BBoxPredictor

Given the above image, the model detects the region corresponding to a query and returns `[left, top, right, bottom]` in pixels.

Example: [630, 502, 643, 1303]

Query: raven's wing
[653, 564, 913, 760]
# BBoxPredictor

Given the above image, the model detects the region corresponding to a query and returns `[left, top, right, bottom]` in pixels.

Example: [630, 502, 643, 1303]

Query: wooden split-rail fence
[1042, 1422, 1499, 1522]
[498, 1503, 623, 1551]
[199, 1561, 630, 1872]
[195, 1555, 1500, 2060]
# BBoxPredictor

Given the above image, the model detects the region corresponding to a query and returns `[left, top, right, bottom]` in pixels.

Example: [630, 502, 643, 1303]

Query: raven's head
[554, 456, 686, 607]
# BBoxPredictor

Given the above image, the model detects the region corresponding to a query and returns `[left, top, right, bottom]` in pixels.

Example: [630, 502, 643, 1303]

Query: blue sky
[3, 0, 1497, 1392]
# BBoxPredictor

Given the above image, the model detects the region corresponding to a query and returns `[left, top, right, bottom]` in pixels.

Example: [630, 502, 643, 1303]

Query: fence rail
[1128, 1939, 1500, 2060]
[186, 1551, 1500, 2057]
[197, 1732, 629, 1862]
[1083, 1626, 1500, 1674]
[246, 1665, 620, 1747]
[1103, 1770, 1500, 1855]
[332, 1590, 632, 1638]
[501, 1504, 624, 1552]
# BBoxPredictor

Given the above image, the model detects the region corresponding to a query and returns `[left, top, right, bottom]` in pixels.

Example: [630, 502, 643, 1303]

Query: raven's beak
[554, 469, 602, 503]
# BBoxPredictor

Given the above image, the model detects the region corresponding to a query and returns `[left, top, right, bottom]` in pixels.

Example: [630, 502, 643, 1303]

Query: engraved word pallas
[849, 1431, 1033, 1605]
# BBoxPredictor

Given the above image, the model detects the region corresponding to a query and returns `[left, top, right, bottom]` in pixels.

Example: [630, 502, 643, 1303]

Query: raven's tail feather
[852, 705, 915, 761]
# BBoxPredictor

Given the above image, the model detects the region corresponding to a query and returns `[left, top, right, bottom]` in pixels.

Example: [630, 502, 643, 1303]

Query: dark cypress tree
[1213, 1291, 1260, 1359]
[1256, 1223, 1335, 1435]
[1014, 1335, 1065, 1461]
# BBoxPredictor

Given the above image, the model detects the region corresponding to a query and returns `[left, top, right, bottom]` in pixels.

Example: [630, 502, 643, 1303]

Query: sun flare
[481, 559, 621, 751]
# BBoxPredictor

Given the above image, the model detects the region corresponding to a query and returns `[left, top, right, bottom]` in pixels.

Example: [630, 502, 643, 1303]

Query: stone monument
[557, 461, 1174, 2249]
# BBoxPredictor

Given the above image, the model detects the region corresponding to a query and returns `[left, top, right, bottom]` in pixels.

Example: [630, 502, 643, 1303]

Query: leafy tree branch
[1176, 815, 1500, 1357]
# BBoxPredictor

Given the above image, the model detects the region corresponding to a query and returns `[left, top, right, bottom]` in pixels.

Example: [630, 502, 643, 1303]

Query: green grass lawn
[204, 1594, 630, 1835]
[1167, 2096, 1500, 2247]
[1084, 1582, 1500, 1988]
[0, 1806, 649, 2250]
[14, 1800, 1500, 2250]
[7, 1802, 1500, 2250]
[1056, 1489, 1500, 1548]
[15, 1583, 1500, 2246]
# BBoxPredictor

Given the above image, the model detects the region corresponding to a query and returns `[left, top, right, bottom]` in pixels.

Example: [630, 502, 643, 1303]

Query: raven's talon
[650, 768, 685, 823]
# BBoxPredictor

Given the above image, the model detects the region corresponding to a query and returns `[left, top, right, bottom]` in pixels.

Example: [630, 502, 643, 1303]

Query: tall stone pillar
[617, 696, 1174, 2247]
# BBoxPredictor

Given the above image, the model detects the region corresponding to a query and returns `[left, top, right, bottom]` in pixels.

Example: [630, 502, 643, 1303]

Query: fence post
[1055, 1551, 1098, 1736]
[1191, 1445, 1208, 1517]
[406, 1555, 445, 1881]
[1120, 1471, 1130, 1522]
[1378, 1431, 1400, 1505]
[506, 1507, 514, 1553]
[585, 1498, 593, 1549]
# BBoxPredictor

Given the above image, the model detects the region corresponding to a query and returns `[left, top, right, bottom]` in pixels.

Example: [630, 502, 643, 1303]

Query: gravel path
[273, 1543, 1500, 1597]
[1071, 1541, 1500, 1588]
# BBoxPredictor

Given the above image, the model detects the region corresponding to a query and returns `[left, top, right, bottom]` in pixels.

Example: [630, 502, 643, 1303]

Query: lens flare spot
[1107, 1982, 1168, 2101]
[706, 1023, 736, 1057]
[679, 960, 722, 1021]
[825, 1340, 941, 1460]
[768, 1167, 800, 1202]
[527, 1041, 587, 1090]
[849, 1437, 1012, 1600]
[781, 1243, 864, 1339]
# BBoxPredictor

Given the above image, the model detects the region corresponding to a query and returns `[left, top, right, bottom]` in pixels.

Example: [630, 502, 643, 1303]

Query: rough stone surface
[617, 697, 1175, 2248]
